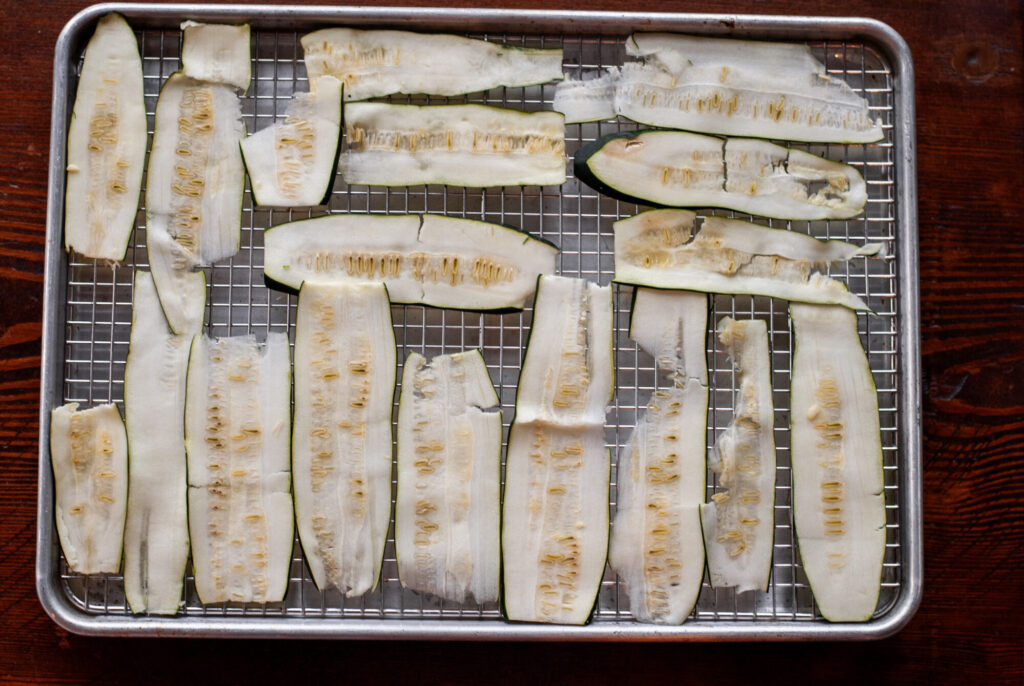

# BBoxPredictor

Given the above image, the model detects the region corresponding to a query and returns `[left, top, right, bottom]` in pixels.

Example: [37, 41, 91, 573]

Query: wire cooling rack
[48, 10, 912, 639]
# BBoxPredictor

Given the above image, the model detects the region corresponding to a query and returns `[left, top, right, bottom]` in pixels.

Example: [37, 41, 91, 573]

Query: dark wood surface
[2, 0, 1021, 683]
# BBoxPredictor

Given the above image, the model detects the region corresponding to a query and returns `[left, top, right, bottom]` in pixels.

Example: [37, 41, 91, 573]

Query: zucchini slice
[123, 271, 191, 614]
[49, 402, 128, 575]
[293, 282, 395, 596]
[185, 334, 292, 604]
[555, 33, 882, 143]
[700, 317, 776, 593]
[340, 103, 566, 188]
[790, 303, 885, 622]
[614, 209, 878, 310]
[395, 350, 502, 604]
[240, 75, 343, 207]
[180, 21, 251, 91]
[63, 13, 146, 261]
[502, 275, 613, 624]
[146, 226, 207, 336]
[301, 28, 563, 101]
[263, 213, 558, 311]
[575, 130, 867, 220]
[610, 288, 708, 624]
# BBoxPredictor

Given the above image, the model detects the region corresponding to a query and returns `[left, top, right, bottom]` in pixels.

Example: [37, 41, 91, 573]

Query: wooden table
[2, 1, 1021, 682]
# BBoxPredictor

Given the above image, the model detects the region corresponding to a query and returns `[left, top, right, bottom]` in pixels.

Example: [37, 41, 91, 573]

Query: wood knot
[952, 41, 998, 82]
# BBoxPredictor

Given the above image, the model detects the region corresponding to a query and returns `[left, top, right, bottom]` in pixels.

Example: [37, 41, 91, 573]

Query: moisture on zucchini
[613, 209, 879, 310]
[340, 103, 566, 188]
[123, 271, 191, 614]
[575, 130, 867, 220]
[301, 27, 563, 101]
[293, 282, 395, 596]
[790, 303, 885, 622]
[240, 75, 343, 207]
[700, 317, 776, 594]
[185, 334, 292, 604]
[395, 350, 502, 604]
[263, 213, 558, 311]
[610, 288, 707, 624]
[50, 402, 128, 575]
[180, 21, 251, 91]
[502, 275, 613, 625]
[64, 13, 146, 261]
[554, 33, 882, 143]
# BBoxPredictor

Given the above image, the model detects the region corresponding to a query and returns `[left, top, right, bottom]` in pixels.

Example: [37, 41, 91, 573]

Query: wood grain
[1, 0, 1021, 683]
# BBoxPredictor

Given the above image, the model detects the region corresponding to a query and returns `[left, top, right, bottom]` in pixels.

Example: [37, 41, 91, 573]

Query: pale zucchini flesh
[263, 213, 558, 311]
[555, 33, 882, 144]
[575, 130, 867, 220]
[614, 209, 878, 310]
[396, 351, 502, 604]
[123, 271, 191, 614]
[790, 303, 885, 622]
[293, 282, 395, 596]
[50, 402, 128, 575]
[502, 275, 613, 624]
[64, 13, 146, 261]
[700, 317, 776, 593]
[340, 103, 566, 188]
[301, 28, 563, 101]
[610, 288, 707, 624]
[240, 75, 343, 207]
[180, 21, 252, 91]
[185, 334, 293, 604]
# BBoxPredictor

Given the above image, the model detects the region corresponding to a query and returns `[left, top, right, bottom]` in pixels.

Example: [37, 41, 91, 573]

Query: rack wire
[58, 26, 901, 628]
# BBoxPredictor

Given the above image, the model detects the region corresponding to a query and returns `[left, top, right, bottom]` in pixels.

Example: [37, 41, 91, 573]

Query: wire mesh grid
[57, 26, 901, 628]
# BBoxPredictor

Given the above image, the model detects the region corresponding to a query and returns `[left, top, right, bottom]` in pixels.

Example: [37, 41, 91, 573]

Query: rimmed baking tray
[38, 3, 920, 640]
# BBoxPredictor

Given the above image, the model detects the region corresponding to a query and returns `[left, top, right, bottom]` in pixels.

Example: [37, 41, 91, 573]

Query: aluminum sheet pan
[38, 3, 921, 640]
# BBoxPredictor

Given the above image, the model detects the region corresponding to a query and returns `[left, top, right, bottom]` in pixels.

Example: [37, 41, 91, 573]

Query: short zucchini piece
[302, 28, 563, 101]
[610, 288, 708, 624]
[180, 21, 251, 91]
[123, 271, 192, 614]
[240, 75, 343, 207]
[50, 402, 128, 575]
[263, 213, 558, 311]
[790, 303, 885, 622]
[185, 334, 293, 604]
[502, 275, 613, 624]
[700, 317, 776, 593]
[293, 282, 395, 596]
[396, 350, 502, 604]
[340, 103, 566, 188]
[555, 33, 882, 143]
[575, 130, 867, 220]
[64, 13, 146, 261]
[614, 209, 879, 310]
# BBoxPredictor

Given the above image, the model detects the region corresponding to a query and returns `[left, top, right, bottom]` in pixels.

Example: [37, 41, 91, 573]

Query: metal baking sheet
[38, 3, 921, 640]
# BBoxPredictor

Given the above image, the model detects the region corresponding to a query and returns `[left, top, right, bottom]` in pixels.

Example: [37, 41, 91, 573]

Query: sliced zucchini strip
[790, 303, 885, 622]
[240, 75, 343, 207]
[614, 210, 878, 310]
[50, 402, 128, 575]
[396, 351, 502, 604]
[263, 213, 558, 311]
[293, 282, 395, 596]
[555, 33, 882, 143]
[700, 317, 776, 593]
[180, 21, 251, 91]
[64, 13, 146, 261]
[575, 130, 867, 220]
[185, 334, 292, 604]
[340, 103, 566, 188]
[301, 28, 563, 101]
[123, 271, 191, 614]
[610, 288, 707, 624]
[502, 275, 613, 625]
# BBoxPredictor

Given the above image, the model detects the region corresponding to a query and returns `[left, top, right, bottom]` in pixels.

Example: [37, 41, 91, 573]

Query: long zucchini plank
[293, 282, 395, 596]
